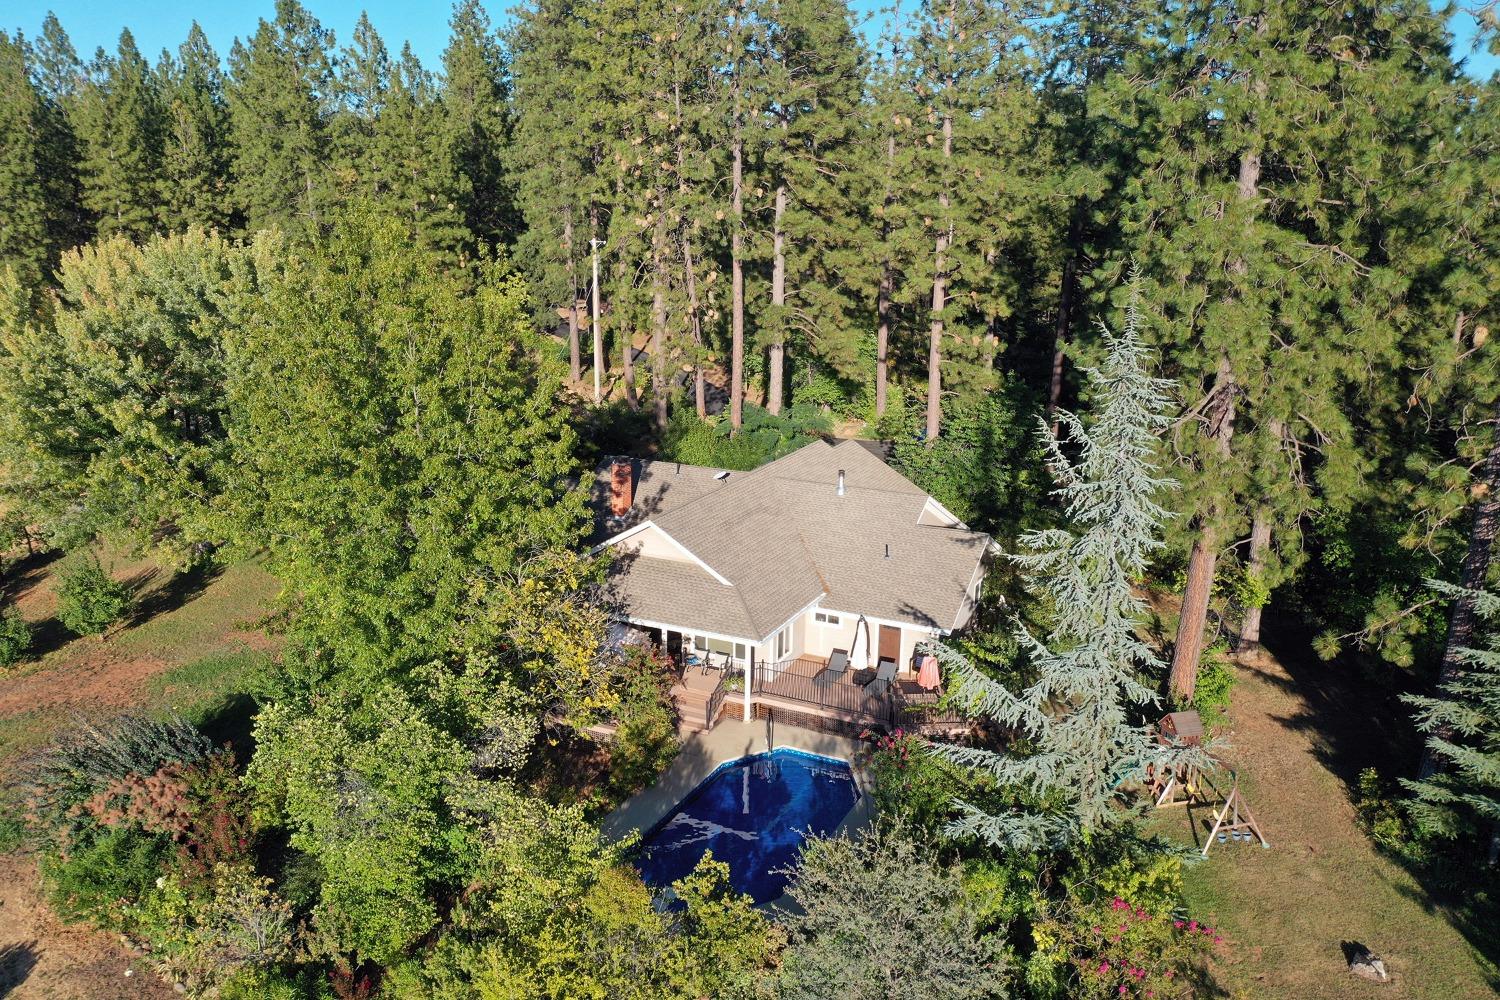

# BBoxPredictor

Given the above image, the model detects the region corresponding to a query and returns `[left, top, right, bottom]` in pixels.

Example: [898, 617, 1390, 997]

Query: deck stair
[671, 668, 728, 737]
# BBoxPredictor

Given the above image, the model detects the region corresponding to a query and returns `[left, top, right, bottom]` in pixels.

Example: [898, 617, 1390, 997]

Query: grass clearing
[1145, 627, 1498, 999]
[0, 548, 281, 768]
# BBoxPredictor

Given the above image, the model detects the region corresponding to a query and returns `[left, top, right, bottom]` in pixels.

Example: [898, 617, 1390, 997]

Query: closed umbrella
[916, 654, 940, 691]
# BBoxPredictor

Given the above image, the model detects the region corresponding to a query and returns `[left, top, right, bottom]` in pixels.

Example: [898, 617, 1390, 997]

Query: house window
[693, 635, 708, 651]
[774, 626, 791, 660]
[814, 612, 842, 626]
[734, 642, 747, 661]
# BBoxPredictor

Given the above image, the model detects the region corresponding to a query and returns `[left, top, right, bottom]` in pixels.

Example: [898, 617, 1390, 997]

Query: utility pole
[590, 237, 605, 404]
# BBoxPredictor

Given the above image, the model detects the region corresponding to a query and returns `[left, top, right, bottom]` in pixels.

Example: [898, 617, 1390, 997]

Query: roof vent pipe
[884, 543, 890, 559]
[837, 469, 846, 496]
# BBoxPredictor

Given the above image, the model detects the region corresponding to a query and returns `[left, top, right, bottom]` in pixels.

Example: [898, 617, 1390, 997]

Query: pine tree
[1402, 580, 1500, 866]
[905, 0, 1041, 442]
[329, 10, 391, 194]
[371, 45, 471, 252]
[929, 290, 1192, 847]
[226, 0, 335, 236]
[510, 0, 593, 384]
[74, 29, 164, 240]
[756, 0, 866, 411]
[1108, 0, 1462, 695]
[0, 31, 76, 293]
[158, 24, 233, 232]
[442, 0, 515, 246]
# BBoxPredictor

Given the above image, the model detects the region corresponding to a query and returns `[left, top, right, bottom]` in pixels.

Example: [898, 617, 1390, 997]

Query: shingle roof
[594, 438, 993, 640]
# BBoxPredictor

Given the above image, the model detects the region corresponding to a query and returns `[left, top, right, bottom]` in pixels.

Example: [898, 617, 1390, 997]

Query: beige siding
[616, 524, 694, 563]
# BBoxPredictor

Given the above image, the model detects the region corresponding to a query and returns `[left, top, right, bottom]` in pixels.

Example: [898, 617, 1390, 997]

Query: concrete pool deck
[600, 718, 876, 844]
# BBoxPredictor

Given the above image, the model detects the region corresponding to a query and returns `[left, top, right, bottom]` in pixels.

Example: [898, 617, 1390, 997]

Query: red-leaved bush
[81, 749, 252, 877]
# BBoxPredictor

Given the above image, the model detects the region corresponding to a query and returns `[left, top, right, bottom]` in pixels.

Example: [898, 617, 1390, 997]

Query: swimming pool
[636, 748, 860, 904]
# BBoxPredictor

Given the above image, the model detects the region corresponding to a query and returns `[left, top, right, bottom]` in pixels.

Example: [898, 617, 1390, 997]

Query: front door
[878, 624, 900, 667]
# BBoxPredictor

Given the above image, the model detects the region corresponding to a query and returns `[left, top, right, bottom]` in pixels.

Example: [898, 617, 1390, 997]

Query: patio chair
[813, 648, 850, 689]
[863, 658, 899, 695]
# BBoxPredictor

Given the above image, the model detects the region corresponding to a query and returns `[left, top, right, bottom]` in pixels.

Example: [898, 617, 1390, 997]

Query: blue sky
[7, 0, 1497, 78]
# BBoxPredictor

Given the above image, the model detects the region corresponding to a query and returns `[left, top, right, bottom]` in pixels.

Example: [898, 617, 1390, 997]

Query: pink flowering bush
[1036, 896, 1219, 999]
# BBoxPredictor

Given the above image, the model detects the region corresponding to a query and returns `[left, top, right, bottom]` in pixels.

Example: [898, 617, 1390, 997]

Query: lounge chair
[863, 658, 899, 695]
[813, 648, 850, 689]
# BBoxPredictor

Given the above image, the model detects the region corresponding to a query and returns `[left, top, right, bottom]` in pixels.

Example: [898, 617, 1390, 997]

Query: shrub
[130, 864, 296, 995]
[1355, 767, 1425, 861]
[41, 825, 171, 926]
[82, 749, 254, 877]
[889, 384, 1046, 539]
[55, 555, 131, 636]
[609, 662, 679, 796]
[1030, 896, 1219, 1000]
[0, 605, 31, 667]
[16, 712, 213, 851]
[866, 729, 965, 832]
[1189, 649, 1235, 732]
[776, 823, 1007, 1000]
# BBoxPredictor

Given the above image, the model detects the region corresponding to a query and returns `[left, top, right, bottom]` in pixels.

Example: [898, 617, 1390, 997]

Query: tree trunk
[926, 111, 953, 446]
[564, 210, 581, 384]
[1240, 509, 1272, 648]
[729, 33, 745, 432]
[651, 255, 668, 433]
[768, 184, 787, 416]
[673, 80, 706, 419]
[1421, 395, 1500, 778]
[1170, 356, 1237, 701]
[876, 133, 895, 419]
[1170, 531, 1218, 702]
[1169, 146, 1260, 697]
[590, 205, 605, 402]
[1046, 214, 1082, 432]
[877, 263, 892, 418]
[614, 179, 637, 411]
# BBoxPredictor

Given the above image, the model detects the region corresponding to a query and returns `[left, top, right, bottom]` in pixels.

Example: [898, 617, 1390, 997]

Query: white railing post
[742, 657, 752, 722]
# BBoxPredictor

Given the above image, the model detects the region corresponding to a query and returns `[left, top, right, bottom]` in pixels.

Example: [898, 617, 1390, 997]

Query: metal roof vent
[837, 469, 846, 496]
[714, 470, 730, 481]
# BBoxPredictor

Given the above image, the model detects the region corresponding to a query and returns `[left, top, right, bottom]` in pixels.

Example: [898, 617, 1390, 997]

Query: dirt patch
[0, 649, 176, 721]
[0, 853, 173, 1000]
[1160, 634, 1497, 999]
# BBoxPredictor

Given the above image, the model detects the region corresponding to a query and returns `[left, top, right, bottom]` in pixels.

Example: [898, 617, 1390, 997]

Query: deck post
[742, 654, 753, 722]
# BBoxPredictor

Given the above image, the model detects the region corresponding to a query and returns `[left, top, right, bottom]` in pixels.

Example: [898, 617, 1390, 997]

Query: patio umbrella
[916, 654, 940, 691]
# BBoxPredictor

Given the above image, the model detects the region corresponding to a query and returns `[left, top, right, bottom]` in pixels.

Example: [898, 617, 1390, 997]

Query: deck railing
[704, 669, 731, 727]
[752, 656, 900, 724]
[750, 655, 968, 731]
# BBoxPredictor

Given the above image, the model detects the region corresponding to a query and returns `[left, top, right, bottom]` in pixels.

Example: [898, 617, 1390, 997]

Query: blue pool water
[637, 748, 859, 904]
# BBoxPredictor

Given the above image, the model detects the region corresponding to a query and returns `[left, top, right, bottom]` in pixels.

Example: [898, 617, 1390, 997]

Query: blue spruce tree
[1402, 580, 1500, 866]
[930, 289, 1200, 848]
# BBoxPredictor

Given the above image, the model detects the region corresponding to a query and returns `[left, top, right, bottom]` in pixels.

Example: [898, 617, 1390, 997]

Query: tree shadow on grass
[192, 692, 263, 761]
[125, 561, 223, 629]
[0, 941, 39, 997]
[0, 549, 62, 601]
[1258, 609, 1500, 987]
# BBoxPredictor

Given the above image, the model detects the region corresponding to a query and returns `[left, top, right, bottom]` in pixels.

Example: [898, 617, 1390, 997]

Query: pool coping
[601, 718, 874, 850]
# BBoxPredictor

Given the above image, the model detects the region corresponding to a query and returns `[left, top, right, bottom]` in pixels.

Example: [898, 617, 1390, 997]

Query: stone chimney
[837, 469, 846, 496]
[609, 459, 634, 517]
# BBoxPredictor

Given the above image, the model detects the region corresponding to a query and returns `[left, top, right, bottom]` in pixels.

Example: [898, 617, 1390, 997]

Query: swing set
[1146, 711, 1270, 857]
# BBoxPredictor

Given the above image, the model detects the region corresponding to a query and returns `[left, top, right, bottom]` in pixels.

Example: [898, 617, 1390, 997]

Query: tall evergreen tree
[73, 29, 164, 240]
[1403, 581, 1500, 865]
[510, 0, 593, 384]
[226, 0, 335, 236]
[904, 0, 1041, 442]
[0, 30, 79, 292]
[158, 24, 233, 232]
[1108, 0, 1461, 695]
[442, 0, 515, 246]
[930, 292, 1190, 846]
[756, 0, 866, 412]
[368, 45, 471, 252]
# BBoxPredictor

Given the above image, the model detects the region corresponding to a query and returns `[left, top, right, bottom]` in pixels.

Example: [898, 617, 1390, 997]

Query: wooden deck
[750, 655, 965, 733]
